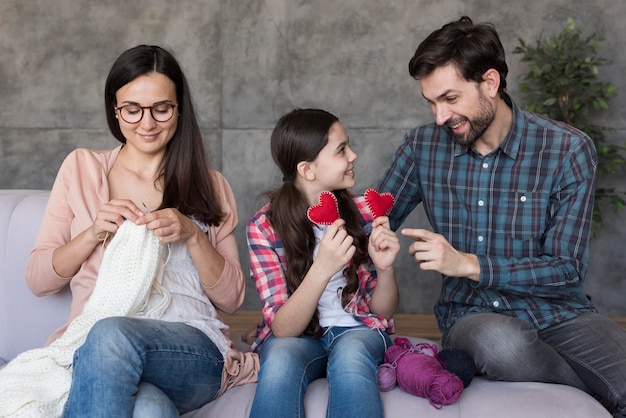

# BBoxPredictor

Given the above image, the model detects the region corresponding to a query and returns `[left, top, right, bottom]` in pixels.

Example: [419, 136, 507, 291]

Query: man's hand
[401, 228, 480, 282]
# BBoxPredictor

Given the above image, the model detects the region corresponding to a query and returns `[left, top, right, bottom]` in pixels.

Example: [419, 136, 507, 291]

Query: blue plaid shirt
[378, 95, 597, 334]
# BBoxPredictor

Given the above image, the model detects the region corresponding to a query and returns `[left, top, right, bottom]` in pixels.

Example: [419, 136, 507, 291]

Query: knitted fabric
[0, 221, 163, 417]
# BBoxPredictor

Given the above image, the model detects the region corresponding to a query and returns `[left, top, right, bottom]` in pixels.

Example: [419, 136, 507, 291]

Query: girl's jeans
[443, 312, 626, 417]
[250, 325, 391, 418]
[63, 317, 224, 417]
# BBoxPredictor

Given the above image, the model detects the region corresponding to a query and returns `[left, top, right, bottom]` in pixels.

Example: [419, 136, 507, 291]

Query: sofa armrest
[0, 190, 72, 364]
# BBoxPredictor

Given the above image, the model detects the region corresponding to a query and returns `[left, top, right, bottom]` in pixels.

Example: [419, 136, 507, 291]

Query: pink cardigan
[26, 146, 245, 346]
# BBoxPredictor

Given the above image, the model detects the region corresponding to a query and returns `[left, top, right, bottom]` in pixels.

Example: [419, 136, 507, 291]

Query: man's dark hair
[408, 16, 508, 94]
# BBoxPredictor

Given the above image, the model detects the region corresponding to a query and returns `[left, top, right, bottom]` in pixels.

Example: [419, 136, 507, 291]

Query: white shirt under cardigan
[140, 221, 231, 357]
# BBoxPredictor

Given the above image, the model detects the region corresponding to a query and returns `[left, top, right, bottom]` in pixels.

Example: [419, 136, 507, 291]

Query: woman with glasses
[23, 45, 257, 417]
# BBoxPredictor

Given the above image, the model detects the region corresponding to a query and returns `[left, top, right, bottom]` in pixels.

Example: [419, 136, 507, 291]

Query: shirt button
[478, 200, 485, 206]
[482, 163, 489, 169]
[493, 301, 500, 308]
[477, 236, 484, 242]
[520, 196, 527, 202]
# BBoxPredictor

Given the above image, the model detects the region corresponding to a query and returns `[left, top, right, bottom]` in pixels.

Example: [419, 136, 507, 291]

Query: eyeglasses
[115, 103, 178, 124]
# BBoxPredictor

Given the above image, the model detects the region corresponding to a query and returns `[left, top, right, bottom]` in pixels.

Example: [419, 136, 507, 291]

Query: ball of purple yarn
[377, 363, 397, 391]
[387, 346, 464, 407]
[384, 344, 408, 363]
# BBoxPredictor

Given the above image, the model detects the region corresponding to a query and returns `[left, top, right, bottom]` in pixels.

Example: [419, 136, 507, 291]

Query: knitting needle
[141, 201, 151, 214]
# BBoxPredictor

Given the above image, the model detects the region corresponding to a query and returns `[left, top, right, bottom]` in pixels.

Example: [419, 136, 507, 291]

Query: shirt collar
[498, 93, 522, 160]
[451, 93, 522, 160]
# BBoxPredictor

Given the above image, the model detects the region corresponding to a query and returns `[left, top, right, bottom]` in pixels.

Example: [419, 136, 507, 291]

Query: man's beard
[448, 92, 495, 148]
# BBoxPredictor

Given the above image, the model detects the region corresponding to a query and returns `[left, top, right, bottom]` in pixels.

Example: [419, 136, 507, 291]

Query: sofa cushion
[182, 337, 611, 418]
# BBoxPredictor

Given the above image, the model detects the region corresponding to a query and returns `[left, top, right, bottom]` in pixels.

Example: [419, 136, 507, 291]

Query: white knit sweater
[0, 221, 164, 417]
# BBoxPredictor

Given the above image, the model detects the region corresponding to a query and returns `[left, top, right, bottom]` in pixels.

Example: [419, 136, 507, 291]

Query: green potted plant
[513, 18, 626, 236]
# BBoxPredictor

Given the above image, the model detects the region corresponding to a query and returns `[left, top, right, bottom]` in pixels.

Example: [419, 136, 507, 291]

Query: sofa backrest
[0, 190, 71, 365]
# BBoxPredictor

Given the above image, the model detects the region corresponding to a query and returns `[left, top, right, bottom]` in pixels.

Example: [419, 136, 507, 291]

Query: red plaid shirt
[246, 194, 396, 352]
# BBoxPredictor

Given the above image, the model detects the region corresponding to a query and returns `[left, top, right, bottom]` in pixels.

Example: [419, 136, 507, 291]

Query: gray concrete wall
[1, 0, 625, 315]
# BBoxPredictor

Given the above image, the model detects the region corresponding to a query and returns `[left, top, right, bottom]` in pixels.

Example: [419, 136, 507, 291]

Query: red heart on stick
[364, 188, 394, 218]
[307, 191, 340, 225]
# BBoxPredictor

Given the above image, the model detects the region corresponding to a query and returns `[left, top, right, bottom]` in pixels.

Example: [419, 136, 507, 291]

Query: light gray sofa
[0, 189, 612, 417]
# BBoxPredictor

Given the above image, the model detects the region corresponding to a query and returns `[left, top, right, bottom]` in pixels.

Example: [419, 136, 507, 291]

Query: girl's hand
[367, 216, 400, 318]
[368, 216, 400, 271]
[314, 219, 356, 280]
[242, 325, 257, 345]
[135, 208, 199, 244]
[271, 219, 355, 337]
[91, 199, 144, 242]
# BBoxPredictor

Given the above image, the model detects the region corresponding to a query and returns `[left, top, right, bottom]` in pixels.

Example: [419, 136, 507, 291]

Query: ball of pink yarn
[394, 351, 464, 408]
[377, 363, 397, 391]
[384, 344, 408, 363]
[384, 339, 464, 408]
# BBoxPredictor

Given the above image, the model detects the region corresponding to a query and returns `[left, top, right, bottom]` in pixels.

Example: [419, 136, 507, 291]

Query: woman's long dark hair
[104, 45, 224, 226]
[267, 108, 367, 338]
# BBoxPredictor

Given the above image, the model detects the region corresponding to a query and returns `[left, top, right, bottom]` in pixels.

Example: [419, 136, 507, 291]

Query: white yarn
[0, 221, 164, 418]
[141, 243, 171, 318]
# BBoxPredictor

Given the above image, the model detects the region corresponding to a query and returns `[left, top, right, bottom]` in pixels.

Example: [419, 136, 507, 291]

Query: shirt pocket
[497, 191, 546, 241]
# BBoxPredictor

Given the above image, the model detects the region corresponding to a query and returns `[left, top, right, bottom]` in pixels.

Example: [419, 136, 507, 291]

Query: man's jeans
[250, 326, 391, 418]
[443, 312, 626, 417]
[63, 317, 224, 417]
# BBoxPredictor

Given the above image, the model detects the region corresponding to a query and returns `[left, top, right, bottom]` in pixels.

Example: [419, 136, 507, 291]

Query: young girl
[247, 108, 400, 417]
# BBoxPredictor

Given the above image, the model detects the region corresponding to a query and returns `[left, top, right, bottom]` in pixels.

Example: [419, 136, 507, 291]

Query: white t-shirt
[313, 225, 361, 328]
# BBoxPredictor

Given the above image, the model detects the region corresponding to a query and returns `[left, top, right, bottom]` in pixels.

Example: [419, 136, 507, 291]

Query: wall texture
[1, 0, 624, 315]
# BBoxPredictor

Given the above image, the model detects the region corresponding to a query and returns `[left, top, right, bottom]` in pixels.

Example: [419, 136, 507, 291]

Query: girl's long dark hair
[267, 109, 367, 338]
[104, 45, 224, 225]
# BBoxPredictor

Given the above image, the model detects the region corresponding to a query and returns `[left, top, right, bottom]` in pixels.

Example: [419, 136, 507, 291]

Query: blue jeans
[250, 326, 391, 418]
[63, 317, 224, 417]
[443, 312, 626, 417]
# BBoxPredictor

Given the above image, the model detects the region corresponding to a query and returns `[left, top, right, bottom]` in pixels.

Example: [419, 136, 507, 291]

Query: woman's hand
[52, 199, 144, 279]
[91, 199, 144, 242]
[135, 208, 199, 244]
[136, 208, 228, 291]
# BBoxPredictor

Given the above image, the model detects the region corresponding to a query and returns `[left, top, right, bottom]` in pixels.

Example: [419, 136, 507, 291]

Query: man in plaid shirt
[377, 16, 626, 416]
